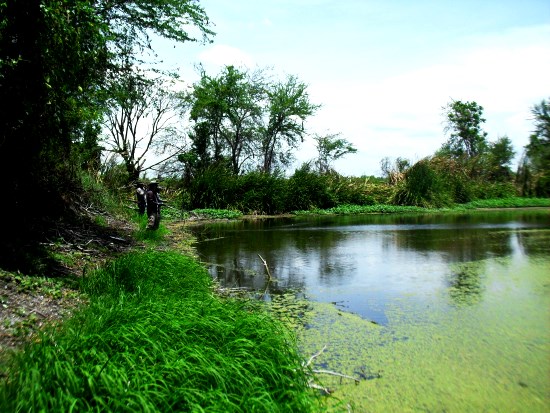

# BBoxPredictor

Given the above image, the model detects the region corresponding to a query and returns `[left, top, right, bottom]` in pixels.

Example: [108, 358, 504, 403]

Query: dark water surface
[190, 210, 550, 411]
[191, 210, 549, 323]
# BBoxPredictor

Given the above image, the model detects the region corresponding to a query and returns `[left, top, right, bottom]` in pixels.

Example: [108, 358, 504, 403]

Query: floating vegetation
[298, 257, 550, 412]
[447, 261, 485, 306]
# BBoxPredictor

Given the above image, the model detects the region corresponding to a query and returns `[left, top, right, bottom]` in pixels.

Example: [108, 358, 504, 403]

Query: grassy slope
[1, 196, 547, 411]
[0, 222, 320, 412]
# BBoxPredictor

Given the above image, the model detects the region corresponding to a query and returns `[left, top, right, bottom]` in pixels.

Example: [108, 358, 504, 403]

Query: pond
[190, 210, 550, 412]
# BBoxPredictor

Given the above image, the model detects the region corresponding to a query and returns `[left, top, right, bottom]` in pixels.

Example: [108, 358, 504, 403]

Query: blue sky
[154, 0, 550, 176]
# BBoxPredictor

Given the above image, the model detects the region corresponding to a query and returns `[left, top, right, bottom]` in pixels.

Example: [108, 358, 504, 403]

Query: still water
[190, 210, 550, 412]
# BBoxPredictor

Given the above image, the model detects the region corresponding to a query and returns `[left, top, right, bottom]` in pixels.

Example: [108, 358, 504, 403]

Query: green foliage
[392, 159, 451, 207]
[0, 251, 317, 412]
[260, 75, 320, 173]
[286, 163, 335, 211]
[233, 171, 288, 214]
[0, 0, 214, 268]
[321, 173, 376, 206]
[187, 66, 318, 175]
[294, 204, 431, 215]
[486, 136, 515, 182]
[0, 0, 106, 228]
[460, 197, 550, 209]
[190, 209, 243, 220]
[440, 100, 488, 160]
[313, 133, 357, 174]
[184, 165, 237, 209]
[519, 98, 550, 197]
[468, 181, 517, 200]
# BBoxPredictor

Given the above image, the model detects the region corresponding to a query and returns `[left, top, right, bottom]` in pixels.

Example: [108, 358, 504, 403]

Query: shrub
[286, 164, 335, 211]
[186, 165, 237, 209]
[233, 172, 287, 214]
[392, 159, 452, 207]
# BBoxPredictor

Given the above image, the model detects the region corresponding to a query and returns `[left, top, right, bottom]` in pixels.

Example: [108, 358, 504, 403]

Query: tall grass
[460, 197, 550, 209]
[1, 251, 318, 412]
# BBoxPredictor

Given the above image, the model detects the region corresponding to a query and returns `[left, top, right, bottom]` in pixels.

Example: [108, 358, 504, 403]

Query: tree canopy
[184, 65, 319, 176]
[0, 0, 213, 268]
[518, 98, 550, 196]
[314, 133, 357, 174]
[440, 100, 488, 159]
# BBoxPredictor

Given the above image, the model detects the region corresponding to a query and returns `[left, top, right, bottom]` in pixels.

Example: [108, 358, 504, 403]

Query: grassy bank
[0, 250, 319, 412]
[292, 197, 550, 216]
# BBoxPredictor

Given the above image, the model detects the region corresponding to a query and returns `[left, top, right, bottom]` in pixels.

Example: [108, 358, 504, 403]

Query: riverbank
[2, 198, 548, 354]
[1, 248, 319, 411]
[1, 200, 548, 411]
[0, 215, 322, 411]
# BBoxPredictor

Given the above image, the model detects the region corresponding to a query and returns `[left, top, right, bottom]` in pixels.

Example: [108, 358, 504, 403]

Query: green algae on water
[297, 256, 550, 412]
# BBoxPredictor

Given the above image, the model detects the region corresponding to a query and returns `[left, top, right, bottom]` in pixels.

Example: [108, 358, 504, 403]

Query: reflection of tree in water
[447, 261, 485, 306]
[515, 229, 550, 257]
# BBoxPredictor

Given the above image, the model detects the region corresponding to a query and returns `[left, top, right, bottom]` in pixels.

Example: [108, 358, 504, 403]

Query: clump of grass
[189, 209, 243, 220]
[293, 204, 432, 215]
[293, 197, 550, 216]
[460, 197, 550, 209]
[131, 213, 170, 244]
[0, 251, 318, 412]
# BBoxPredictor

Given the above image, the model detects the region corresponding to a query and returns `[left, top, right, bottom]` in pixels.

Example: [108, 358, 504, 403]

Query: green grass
[459, 197, 550, 209]
[293, 204, 434, 215]
[189, 209, 243, 220]
[131, 213, 170, 243]
[0, 251, 318, 412]
[293, 198, 550, 216]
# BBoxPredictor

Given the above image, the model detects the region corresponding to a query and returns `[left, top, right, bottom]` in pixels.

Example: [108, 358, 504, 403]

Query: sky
[152, 0, 550, 177]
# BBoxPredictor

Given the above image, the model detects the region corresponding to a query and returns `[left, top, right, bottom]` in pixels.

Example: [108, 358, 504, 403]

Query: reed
[1, 251, 317, 412]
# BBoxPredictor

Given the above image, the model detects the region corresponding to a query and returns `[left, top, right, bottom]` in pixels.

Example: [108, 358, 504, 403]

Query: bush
[285, 164, 335, 211]
[392, 159, 452, 207]
[323, 173, 376, 206]
[186, 165, 237, 209]
[233, 172, 287, 214]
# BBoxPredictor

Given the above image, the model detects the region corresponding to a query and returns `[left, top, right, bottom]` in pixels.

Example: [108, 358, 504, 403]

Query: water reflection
[192, 211, 550, 411]
[190, 210, 550, 321]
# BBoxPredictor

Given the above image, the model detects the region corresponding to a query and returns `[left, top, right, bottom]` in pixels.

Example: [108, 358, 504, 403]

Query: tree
[0, 1, 108, 228]
[519, 98, 550, 196]
[189, 66, 264, 175]
[526, 99, 550, 172]
[486, 136, 515, 182]
[259, 75, 320, 173]
[313, 133, 357, 174]
[0, 0, 213, 269]
[441, 100, 488, 159]
[103, 71, 183, 183]
[187, 66, 319, 175]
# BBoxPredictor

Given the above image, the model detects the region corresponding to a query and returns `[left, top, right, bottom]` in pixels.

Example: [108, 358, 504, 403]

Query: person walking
[146, 182, 163, 230]
[135, 182, 147, 215]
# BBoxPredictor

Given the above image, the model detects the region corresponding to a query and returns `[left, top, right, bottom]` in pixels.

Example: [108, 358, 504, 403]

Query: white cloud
[294, 24, 550, 176]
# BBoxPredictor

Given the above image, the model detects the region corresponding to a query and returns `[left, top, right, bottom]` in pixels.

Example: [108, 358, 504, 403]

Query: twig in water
[312, 369, 360, 383]
[304, 344, 327, 367]
[257, 254, 272, 281]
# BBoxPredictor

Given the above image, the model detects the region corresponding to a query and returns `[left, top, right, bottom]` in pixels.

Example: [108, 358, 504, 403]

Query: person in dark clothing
[146, 182, 162, 230]
[135, 182, 147, 215]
